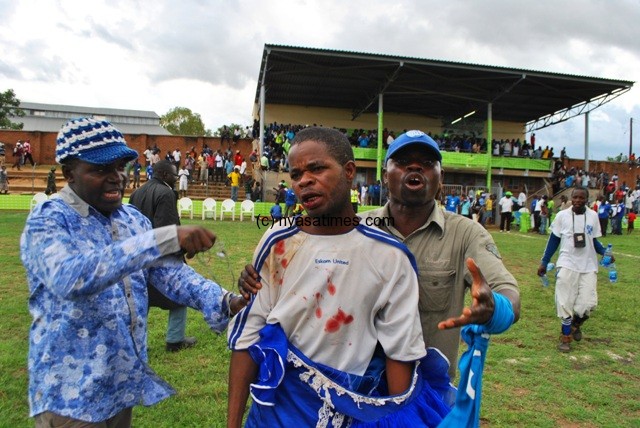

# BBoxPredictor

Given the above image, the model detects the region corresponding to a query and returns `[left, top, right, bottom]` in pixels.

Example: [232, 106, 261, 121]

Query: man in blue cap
[240, 130, 520, 382]
[21, 117, 245, 427]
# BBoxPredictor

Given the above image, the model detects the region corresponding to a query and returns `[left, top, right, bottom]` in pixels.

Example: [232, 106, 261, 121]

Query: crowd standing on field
[13, 111, 639, 427]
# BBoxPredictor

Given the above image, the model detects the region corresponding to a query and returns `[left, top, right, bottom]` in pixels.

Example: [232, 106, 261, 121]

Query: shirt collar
[380, 202, 445, 240]
[59, 185, 91, 217]
[59, 185, 122, 219]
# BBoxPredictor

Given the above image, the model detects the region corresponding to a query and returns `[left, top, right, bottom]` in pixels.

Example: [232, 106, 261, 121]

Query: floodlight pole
[377, 94, 384, 183]
[259, 50, 269, 157]
[584, 112, 589, 172]
[259, 49, 269, 202]
[486, 103, 493, 191]
[630, 117, 633, 159]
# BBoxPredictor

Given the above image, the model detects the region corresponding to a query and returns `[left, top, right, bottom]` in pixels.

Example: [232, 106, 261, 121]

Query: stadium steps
[5, 167, 246, 200]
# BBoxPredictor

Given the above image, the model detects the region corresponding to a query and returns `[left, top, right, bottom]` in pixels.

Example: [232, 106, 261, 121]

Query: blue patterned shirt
[20, 186, 231, 422]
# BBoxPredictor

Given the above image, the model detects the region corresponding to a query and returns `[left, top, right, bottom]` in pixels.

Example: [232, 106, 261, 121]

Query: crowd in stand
[33, 118, 631, 212]
[254, 122, 580, 179]
[134, 143, 262, 202]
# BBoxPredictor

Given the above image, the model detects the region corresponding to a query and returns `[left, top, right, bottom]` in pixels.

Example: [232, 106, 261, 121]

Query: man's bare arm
[227, 350, 258, 428]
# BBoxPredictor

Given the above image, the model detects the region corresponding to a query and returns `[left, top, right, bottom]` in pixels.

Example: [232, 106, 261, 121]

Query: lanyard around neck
[572, 210, 586, 234]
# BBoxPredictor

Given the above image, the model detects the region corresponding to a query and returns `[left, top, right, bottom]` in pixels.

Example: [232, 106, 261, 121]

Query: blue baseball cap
[384, 130, 442, 165]
[55, 117, 138, 165]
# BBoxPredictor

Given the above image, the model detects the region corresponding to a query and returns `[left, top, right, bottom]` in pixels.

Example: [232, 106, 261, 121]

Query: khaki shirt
[360, 204, 519, 379]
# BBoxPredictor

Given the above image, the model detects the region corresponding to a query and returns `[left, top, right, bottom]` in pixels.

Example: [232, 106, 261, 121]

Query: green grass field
[1, 211, 639, 427]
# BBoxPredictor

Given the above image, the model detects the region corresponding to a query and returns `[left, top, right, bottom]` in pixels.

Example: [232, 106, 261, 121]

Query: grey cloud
[0, 37, 71, 83]
[328, 0, 640, 80]
[56, 16, 136, 52]
[90, 23, 136, 52]
[0, 59, 23, 79]
[132, 1, 263, 88]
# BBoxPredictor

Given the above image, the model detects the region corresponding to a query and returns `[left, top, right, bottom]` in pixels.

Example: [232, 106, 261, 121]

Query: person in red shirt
[627, 211, 636, 235]
[605, 181, 616, 201]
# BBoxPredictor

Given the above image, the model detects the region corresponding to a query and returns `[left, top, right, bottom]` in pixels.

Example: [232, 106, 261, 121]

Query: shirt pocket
[417, 269, 456, 312]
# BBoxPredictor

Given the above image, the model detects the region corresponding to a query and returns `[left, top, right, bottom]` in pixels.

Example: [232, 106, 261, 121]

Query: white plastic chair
[30, 192, 48, 211]
[240, 200, 255, 222]
[177, 197, 193, 219]
[220, 199, 236, 221]
[201, 198, 217, 220]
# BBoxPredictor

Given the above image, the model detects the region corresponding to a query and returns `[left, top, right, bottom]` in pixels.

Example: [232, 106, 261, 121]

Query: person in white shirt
[625, 190, 635, 214]
[178, 167, 189, 197]
[518, 191, 527, 210]
[172, 149, 181, 167]
[227, 127, 454, 427]
[537, 187, 608, 352]
[360, 183, 368, 206]
[215, 152, 224, 182]
[143, 147, 153, 166]
[498, 191, 515, 232]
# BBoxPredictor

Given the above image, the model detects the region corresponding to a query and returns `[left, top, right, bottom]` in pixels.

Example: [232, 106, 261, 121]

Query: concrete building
[17, 102, 171, 135]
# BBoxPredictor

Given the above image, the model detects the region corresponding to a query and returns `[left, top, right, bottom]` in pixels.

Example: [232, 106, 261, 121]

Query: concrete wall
[0, 130, 255, 166]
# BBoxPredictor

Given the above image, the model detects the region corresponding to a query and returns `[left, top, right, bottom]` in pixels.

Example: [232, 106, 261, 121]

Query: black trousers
[500, 212, 512, 231]
[599, 217, 608, 236]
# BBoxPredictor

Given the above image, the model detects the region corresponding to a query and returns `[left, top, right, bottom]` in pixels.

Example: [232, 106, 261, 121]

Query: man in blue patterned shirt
[20, 117, 244, 427]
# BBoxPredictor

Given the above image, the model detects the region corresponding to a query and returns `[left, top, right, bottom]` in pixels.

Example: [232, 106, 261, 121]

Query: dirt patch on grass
[556, 420, 597, 428]
[585, 337, 611, 345]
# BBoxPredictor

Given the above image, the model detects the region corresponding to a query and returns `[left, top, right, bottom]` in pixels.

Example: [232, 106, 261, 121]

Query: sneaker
[166, 336, 197, 352]
[557, 335, 572, 353]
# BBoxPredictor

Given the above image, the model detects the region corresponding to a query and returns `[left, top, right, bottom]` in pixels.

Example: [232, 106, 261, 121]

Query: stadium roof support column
[259, 49, 270, 156]
[259, 84, 265, 154]
[486, 103, 493, 190]
[584, 112, 590, 172]
[377, 94, 384, 183]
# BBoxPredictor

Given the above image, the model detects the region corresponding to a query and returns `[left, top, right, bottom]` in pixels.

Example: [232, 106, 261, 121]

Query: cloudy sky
[1, 0, 639, 161]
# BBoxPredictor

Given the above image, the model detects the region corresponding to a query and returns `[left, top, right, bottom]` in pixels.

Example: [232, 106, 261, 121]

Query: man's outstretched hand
[177, 226, 216, 259]
[437, 258, 495, 330]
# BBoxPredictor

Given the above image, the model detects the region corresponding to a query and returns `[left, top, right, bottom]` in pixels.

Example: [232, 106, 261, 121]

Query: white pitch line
[491, 231, 640, 259]
[617, 251, 640, 259]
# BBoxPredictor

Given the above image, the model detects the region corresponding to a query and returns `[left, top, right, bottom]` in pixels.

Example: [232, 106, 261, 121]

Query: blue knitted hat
[55, 117, 138, 165]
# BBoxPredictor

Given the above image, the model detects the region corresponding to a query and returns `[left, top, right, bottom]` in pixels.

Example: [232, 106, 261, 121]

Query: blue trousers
[166, 307, 187, 343]
[148, 284, 187, 343]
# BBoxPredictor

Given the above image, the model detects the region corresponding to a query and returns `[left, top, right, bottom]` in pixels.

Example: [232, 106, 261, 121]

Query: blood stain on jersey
[325, 308, 354, 333]
[314, 293, 323, 318]
[485, 243, 502, 259]
[281, 258, 288, 268]
[275, 240, 286, 255]
[327, 277, 336, 295]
